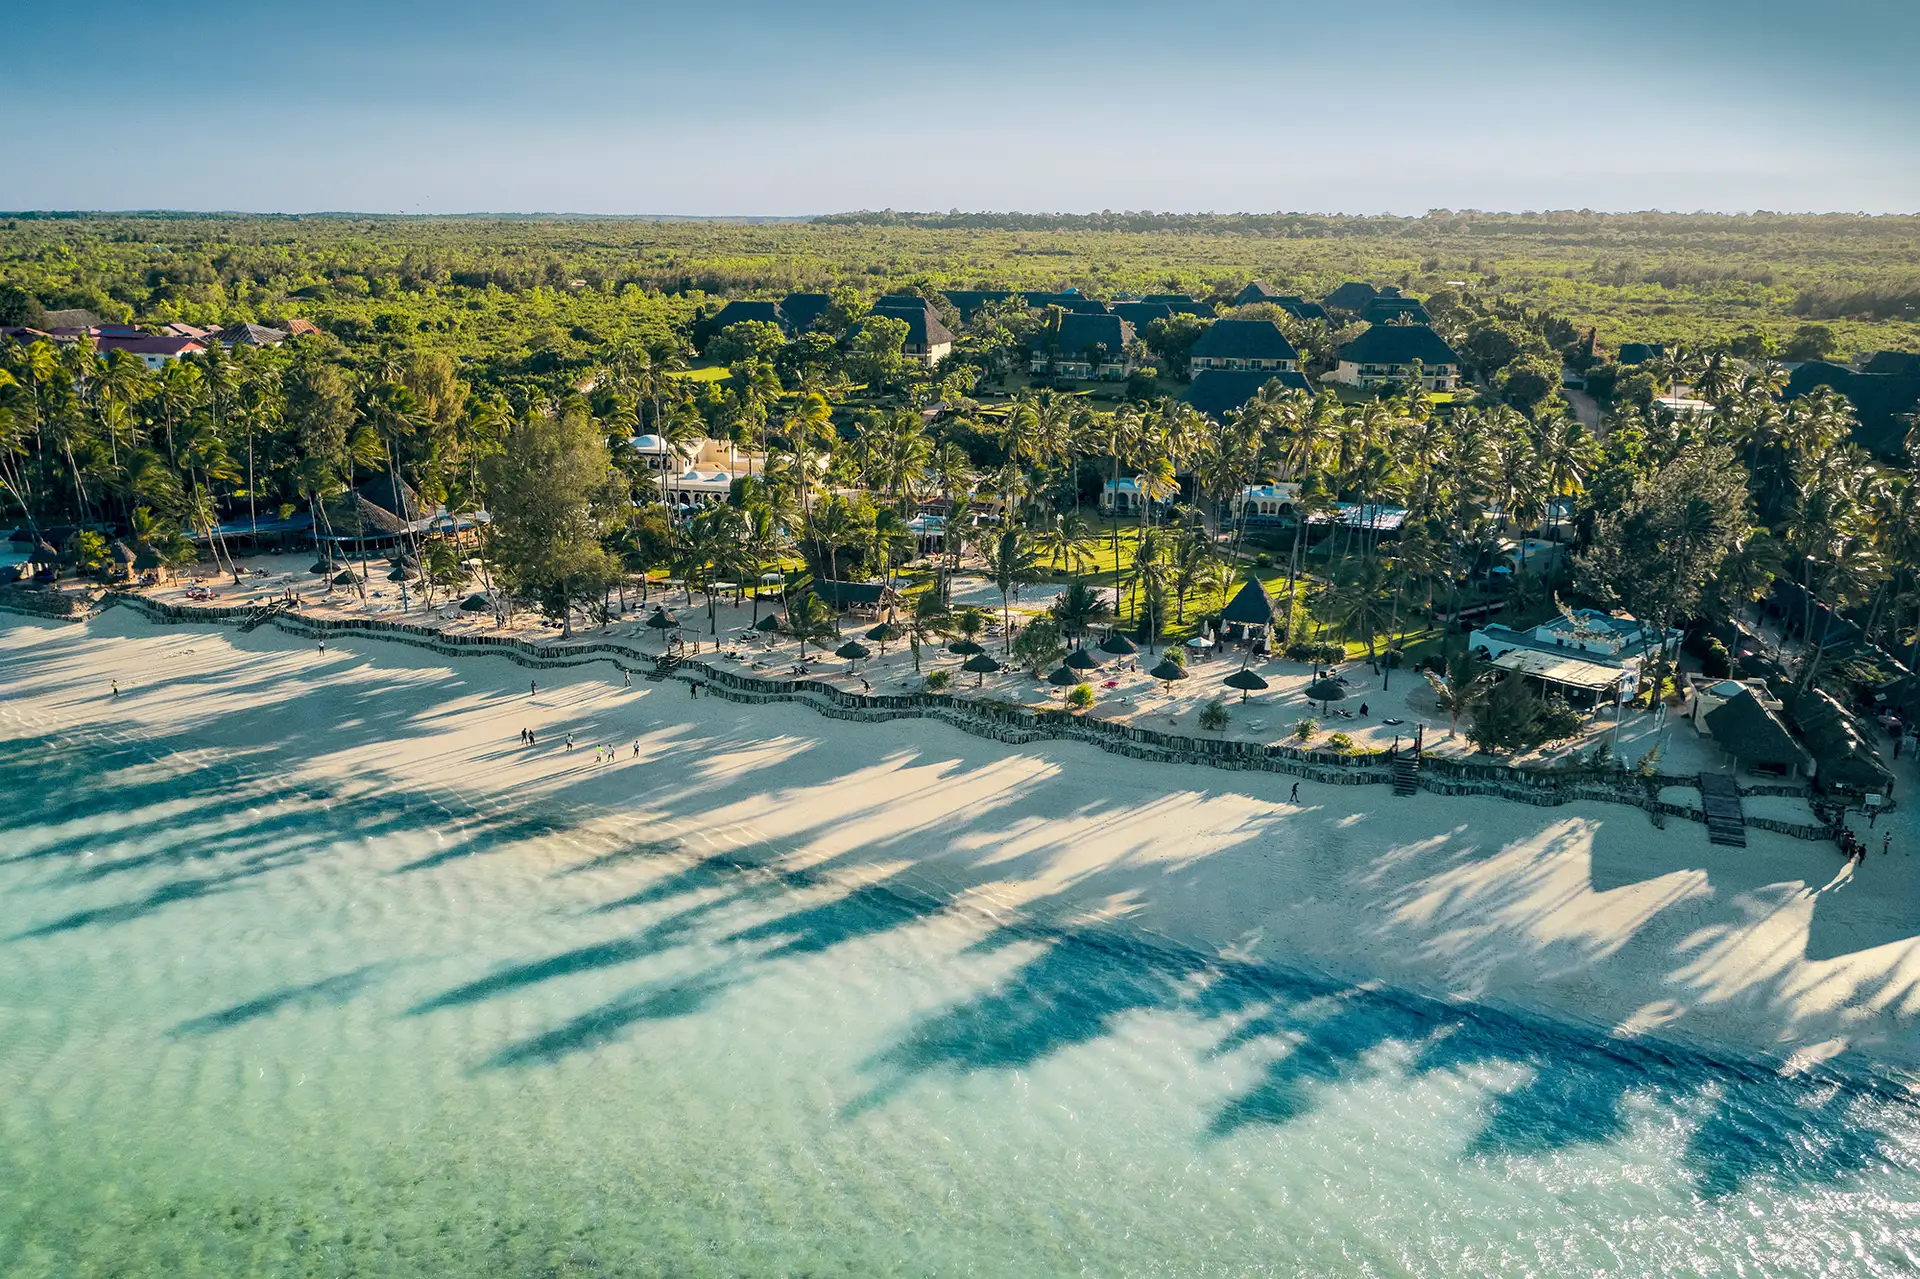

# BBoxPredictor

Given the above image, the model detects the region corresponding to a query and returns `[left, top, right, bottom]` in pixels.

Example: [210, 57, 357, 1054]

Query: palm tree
[905, 587, 948, 673]
[1424, 650, 1491, 739]
[978, 526, 1041, 652]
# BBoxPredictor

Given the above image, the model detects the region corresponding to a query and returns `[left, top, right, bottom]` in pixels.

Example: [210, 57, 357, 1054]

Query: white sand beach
[6, 605, 1919, 1075]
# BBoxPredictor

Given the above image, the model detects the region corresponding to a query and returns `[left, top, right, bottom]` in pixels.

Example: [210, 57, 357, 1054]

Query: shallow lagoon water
[3, 641, 1920, 1275]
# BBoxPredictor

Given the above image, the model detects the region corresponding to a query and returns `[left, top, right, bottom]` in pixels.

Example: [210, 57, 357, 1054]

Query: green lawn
[669, 365, 734, 383]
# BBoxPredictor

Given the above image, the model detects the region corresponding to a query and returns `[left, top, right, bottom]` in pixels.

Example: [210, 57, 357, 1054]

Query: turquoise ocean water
[2, 655, 1919, 1275]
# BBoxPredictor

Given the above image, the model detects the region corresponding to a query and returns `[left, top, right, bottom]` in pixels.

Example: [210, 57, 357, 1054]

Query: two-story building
[862, 301, 956, 366]
[1469, 609, 1679, 708]
[1331, 324, 1464, 391]
[1030, 313, 1135, 379]
[1187, 319, 1300, 378]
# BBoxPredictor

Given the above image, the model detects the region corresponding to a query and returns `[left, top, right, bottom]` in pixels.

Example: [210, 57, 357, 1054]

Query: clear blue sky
[5, 0, 1915, 215]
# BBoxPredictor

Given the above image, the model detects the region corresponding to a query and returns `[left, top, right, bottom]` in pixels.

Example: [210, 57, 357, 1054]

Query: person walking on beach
[633, 740, 640, 758]
[623, 669, 631, 688]
[1884, 832, 1893, 857]
[530, 679, 537, 697]
[689, 680, 697, 699]
[110, 680, 119, 698]
[566, 732, 574, 750]
[318, 638, 325, 654]
[1289, 782, 1300, 804]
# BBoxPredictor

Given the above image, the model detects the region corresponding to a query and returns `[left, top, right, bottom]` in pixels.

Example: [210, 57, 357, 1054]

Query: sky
[3, 0, 1916, 216]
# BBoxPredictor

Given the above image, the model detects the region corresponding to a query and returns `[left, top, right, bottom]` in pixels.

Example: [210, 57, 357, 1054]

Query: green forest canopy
[2, 211, 1916, 363]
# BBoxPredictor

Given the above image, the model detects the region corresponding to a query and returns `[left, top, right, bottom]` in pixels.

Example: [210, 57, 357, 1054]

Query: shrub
[924, 669, 952, 692]
[1325, 731, 1355, 752]
[1066, 683, 1095, 712]
[1539, 698, 1585, 742]
[1701, 637, 1731, 678]
[1254, 552, 1273, 569]
[1294, 717, 1318, 741]
[1198, 698, 1231, 732]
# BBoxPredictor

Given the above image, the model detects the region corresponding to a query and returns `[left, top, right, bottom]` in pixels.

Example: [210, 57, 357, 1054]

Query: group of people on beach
[1839, 828, 1890, 864]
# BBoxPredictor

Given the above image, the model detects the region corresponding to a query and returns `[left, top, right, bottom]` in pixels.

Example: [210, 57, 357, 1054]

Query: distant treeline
[817, 209, 1920, 241]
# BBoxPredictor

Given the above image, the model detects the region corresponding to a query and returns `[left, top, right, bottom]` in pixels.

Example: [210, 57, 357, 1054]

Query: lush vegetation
[3, 211, 1917, 361]
[3, 212, 1918, 759]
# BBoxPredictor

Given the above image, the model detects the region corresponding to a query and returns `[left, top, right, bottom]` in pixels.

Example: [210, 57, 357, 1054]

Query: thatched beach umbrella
[310, 558, 336, 575]
[386, 565, 415, 583]
[645, 607, 678, 639]
[961, 652, 1002, 687]
[1304, 676, 1347, 713]
[835, 640, 871, 669]
[1047, 665, 1081, 696]
[1099, 632, 1137, 656]
[1223, 668, 1270, 702]
[1064, 647, 1101, 671]
[753, 613, 782, 633]
[866, 620, 903, 645]
[459, 593, 490, 612]
[948, 638, 985, 657]
[331, 570, 359, 587]
[1149, 658, 1189, 690]
[109, 540, 137, 577]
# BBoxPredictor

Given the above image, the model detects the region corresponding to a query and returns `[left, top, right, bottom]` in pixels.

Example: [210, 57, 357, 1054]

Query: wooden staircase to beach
[1697, 772, 1747, 847]
[648, 653, 681, 682]
[1392, 751, 1420, 797]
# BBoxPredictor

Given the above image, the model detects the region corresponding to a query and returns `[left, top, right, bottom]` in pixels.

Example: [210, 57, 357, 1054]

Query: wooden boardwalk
[1697, 772, 1747, 847]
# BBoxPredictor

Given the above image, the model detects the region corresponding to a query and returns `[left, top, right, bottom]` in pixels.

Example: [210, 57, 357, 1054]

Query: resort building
[1331, 324, 1464, 391]
[213, 322, 287, 347]
[1099, 477, 1173, 517]
[1110, 301, 1173, 331]
[862, 301, 956, 366]
[703, 299, 789, 338]
[1186, 319, 1300, 378]
[1229, 482, 1303, 525]
[93, 333, 205, 369]
[1140, 293, 1214, 318]
[1359, 297, 1432, 326]
[777, 292, 833, 333]
[628, 434, 765, 509]
[1322, 281, 1382, 314]
[1182, 369, 1314, 422]
[1686, 678, 1814, 778]
[1030, 313, 1135, 378]
[1468, 609, 1677, 707]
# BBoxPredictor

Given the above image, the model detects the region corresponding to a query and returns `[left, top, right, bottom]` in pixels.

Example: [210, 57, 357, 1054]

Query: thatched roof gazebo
[1224, 668, 1270, 702]
[1099, 632, 1137, 656]
[961, 652, 1002, 686]
[1064, 647, 1101, 671]
[835, 640, 872, 668]
[108, 540, 137, 579]
[1304, 676, 1347, 712]
[948, 639, 985, 657]
[1220, 577, 1277, 630]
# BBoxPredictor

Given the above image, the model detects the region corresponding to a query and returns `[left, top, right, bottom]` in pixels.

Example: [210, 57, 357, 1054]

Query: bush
[1325, 731, 1355, 752]
[1254, 552, 1273, 569]
[1539, 698, 1585, 742]
[1066, 683, 1095, 712]
[924, 669, 952, 692]
[1701, 637, 1731, 678]
[1285, 640, 1345, 664]
[1198, 698, 1230, 732]
[1294, 717, 1318, 741]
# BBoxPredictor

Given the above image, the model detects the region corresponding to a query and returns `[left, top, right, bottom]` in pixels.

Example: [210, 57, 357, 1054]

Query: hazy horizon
[7, 0, 1918, 216]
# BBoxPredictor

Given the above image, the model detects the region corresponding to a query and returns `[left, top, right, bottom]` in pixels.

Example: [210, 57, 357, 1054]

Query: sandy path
[5, 608, 1919, 1075]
